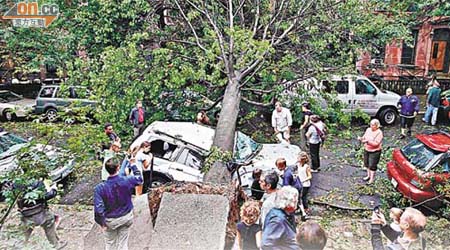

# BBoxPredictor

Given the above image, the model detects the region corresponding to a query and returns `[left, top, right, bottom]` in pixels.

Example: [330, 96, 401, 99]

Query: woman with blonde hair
[236, 201, 262, 250]
[297, 152, 312, 214]
[358, 119, 383, 184]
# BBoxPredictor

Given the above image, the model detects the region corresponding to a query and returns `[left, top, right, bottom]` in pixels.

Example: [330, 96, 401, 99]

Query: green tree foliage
[1, 0, 447, 182]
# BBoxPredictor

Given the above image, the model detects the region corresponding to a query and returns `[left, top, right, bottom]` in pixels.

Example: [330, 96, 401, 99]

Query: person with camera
[94, 157, 143, 250]
[371, 207, 427, 250]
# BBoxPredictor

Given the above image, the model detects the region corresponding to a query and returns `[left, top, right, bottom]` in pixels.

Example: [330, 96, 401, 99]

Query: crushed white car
[130, 121, 301, 190]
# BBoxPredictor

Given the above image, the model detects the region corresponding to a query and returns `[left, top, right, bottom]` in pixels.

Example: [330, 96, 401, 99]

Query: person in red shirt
[129, 100, 146, 138]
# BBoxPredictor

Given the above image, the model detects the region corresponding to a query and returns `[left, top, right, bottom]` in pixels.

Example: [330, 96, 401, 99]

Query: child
[297, 152, 312, 214]
[236, 201, 262, 250]
[389, 207, 403, 233]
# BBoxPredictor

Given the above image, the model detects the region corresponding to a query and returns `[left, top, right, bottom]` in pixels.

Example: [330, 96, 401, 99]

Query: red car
[387, 131, 450, 207]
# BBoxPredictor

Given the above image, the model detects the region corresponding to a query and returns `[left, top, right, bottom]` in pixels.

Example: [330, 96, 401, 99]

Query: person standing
[261, 186, 299, 250]
[104, 123, 120, 143]
[397, 88, 419, 139]
[236, 201, 262, 250]
[371, 207, 427, 250]
[259, 172, 279, 228]
[129, 100, 146, 138]
[102, 141, 122, 181]
[271, 101, 293, 144]
[17, 179, 67, 249]
[94, 157, 143, 250]
[275, 158, 306, 217]
[135, 141, 153, 194]
[296, 152, 312, 214]
[300, 102, 314, 150]
[358, 119, 383, 185]
[250, 168, 264, 200]
[296, 221, 327, 250]
[423, 80, 441, 126]
[306, 115, 326, 172]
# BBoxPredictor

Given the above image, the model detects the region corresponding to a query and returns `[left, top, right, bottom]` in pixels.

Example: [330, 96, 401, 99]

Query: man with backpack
[306, 115, 327, 172]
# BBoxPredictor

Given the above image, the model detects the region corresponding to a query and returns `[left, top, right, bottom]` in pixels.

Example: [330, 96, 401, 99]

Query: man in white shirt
[271, 101, 293, 144]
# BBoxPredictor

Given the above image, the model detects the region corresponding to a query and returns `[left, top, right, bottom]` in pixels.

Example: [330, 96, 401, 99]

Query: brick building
[357, 16, 450, 80]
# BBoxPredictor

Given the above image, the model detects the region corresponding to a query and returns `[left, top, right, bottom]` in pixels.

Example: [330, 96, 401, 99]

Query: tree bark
[204, 75, 241, 184]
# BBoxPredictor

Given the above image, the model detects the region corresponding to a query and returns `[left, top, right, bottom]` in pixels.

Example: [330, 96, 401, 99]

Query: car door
[331, 80, 352, 113]
[353, 79, 379, 116]
[36, 86, 57, 113]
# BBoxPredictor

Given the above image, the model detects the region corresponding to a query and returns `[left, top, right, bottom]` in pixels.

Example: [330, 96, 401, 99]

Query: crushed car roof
[416, 132, 450, 152]
[144, 122, 216, 150]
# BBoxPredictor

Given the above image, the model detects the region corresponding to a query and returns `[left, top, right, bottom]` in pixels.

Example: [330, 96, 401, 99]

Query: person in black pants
[305, 115, 326, 172]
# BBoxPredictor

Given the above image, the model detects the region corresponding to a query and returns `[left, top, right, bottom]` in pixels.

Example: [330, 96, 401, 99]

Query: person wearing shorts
[358, 119, 383, 185]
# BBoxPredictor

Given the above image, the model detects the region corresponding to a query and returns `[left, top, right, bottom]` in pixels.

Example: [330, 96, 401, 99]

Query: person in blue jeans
[423, 80, 441, 125]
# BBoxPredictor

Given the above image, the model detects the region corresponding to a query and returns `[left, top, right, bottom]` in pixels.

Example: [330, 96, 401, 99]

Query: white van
[323, 75, 401, 125]
[283, 75, 401, 125]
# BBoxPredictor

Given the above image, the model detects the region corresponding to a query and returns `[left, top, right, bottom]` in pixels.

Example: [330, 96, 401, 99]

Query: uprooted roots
[147, 181, 247, 244]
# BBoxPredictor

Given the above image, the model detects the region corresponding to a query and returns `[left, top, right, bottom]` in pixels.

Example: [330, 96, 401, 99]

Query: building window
[401, 30, 418, 65]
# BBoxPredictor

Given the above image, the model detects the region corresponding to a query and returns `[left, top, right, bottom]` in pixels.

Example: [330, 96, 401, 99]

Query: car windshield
[234, 132, 261, 162]
[0, 133, 27, 154]
[401, 139, 441, 170]
[0, 91, 22, 102]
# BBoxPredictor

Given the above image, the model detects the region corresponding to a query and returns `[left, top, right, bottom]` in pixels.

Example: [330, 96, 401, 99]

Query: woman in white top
[297, 152, 312, 213]
[134, 141, 153, 195]
[306, 115, 326, 172]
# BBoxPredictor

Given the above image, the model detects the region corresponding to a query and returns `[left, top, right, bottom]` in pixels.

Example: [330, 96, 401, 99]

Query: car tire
[151, 175, 172, 188]
[3, 109, 15, 122]
[379, 107, 397, 126]
[45, 108, 58, 122]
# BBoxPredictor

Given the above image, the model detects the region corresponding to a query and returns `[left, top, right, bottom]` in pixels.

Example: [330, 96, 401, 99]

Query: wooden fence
[375, 79, 450, 95]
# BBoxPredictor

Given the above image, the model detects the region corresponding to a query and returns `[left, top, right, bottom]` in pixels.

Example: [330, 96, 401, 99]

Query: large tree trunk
[204, 76, 241, 184]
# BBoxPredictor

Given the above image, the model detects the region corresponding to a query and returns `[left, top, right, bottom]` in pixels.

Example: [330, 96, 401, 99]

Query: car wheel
[379, 107, 397, 126]
[3, 109, 15, 121]
[151, 175, 171, 188]
[45, 108, 58, 122]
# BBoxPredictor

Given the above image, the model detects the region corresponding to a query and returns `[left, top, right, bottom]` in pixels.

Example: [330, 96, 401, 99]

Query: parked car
[129, 122, 301, 190]
[0, 131, 74, 201]
[387, 131, 450, 208]
[34, 85, 97, 121]
[0, 90, 35, 121]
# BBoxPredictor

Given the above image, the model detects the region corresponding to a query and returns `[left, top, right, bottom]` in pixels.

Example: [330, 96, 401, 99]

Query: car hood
[7, 98, 35, 107]
[236, 143, 301, 191]
[0, 143, 27, 175]
[252, 144, 301, 167]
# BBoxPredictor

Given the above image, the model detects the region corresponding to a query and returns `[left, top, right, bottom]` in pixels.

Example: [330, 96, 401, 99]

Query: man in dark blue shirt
[94, 157, 143, 250]
[276, 158, 305, 217]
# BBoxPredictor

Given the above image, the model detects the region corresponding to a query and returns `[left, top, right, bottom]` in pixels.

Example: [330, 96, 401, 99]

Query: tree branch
[241, 95, 274, 107]
[173, 0, 208, 53]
